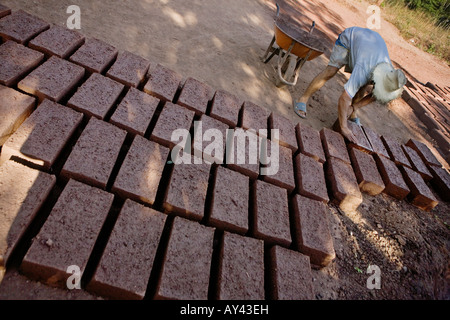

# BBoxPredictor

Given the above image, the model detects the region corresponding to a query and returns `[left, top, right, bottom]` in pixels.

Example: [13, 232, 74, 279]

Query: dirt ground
[1, 0, 449, 300]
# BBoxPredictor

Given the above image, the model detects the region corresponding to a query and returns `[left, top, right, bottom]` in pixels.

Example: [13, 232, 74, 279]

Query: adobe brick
[349, 147, 385, 196]
[346, 120, 373, 152]
[1, 99, 83, 170]
[402, 145, 432, 181]
[217, 232, 264, 300]
[381, 135, 411, 168]
[87, 199, 167, 299]
[21, 179, 114, 287]
[320, 127, 350, 164]
[69, 37, 118, 74]
[269, 112, 298, 151]
[112, 135, 169, 206]
[241, 101, 270, 136]
[143, 63, 183, 102]
[0, 4, 10, 18]
[405, 139, 442, 168]
[193, 114, 229, 164]
[374, 154, 410, 200]
[362, 126, 390, 159]
[209, 89, 242, 127]
[428, 165, 450, 202]
[326, 157, 362, 212]
[61, 117, 127, 189]
[18, 55, 85, 102]
[268, 245, 314, 300]
[0, 40, 44, 86]
[164, 160, 211, 221]
[225, 128, 260, 179]
[0, 161, 55, 268]
[296, 122, 326, 163]
[0, 85, 35, 146]
[253, 180, 291, 247]
[155, 216, 214, 300]
[29, 24, 84, 58]
[110, 87, 159, 136]
[294, 152, 329, 203]
[0, 10, 49, 44]
[67, 72, 124, 120]
[106, 50, 150, 87]
[209, 166, 249, 235]
[262, 143, 296, 192]
[177, 77, 212, 115]
[400, 166, 438, 211]
[150, 102, 195, 149]
[291, 194, 336, 267]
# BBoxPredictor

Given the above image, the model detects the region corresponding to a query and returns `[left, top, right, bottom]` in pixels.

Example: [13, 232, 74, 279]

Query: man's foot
[349, 117, 361, 126]
[294, 101, 307, 118]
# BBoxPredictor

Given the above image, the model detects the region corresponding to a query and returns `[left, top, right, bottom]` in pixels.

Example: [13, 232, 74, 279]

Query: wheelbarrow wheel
[275, 54, 297, 88]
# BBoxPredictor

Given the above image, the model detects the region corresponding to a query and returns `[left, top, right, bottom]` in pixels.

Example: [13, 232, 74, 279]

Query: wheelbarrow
[262, 3, 325, 87]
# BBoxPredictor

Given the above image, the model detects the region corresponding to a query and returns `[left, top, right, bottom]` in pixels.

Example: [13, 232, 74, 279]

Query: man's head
[371, 63, 407, 104]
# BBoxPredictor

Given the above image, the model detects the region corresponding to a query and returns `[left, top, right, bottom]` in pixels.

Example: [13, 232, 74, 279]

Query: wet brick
[262, 143, 295, 192]
[345, 120, 373, 153]
[18, 55, 85, 102]
[0, 10, 49, 44]
[349, 147, 385, 196]
[0, 40, 44, 86]
[296, 123, 326, 163]
[155, 216, 214, 300]
[320, 127, 350, 164]
[0, 4, 10, 18]
[209, 89, 242, 127]
[164, 160, 211, 221]
[405, 139, 442, 168]
[225, 128, 261, 179]
[106, 50, 150, 87]
[400, 166, 438, 211]
[326, 157, 363, 212]
[143, 63, 183, 102]
[217, 232, 264, 300]
[1, 99, 83, 170]
[0, 85, 35, 146]
[61, 117, 127, 189]
[67, 72, 124, 120]
[402, 145, 432, 181]
[150, 102, 195, 149]
[294, 152, 329, 203]
[241, 101, 270, 136]
[291, 194, 336, 267]
[21, 179, 113, 287]
[29, 24, 84, 58]
[110, 87, 159, 136]
[269, 112, 298, 151]
[177, 77, 212, 115]
[375, 154, 410, 200]
[193, 114, 229, 164]
[112, 135, 169, 206]
[87, 199, 166, 299]
[428, 165, 450, 202]
[381, 135, 411, 168]
[362, 126, 390, 159]
[0, 161, 55, 268]
[268, 245, 314, 300]
[209, 166, 249, 235]
[253, 180, 291, 247]
[69, 37, 118, 74]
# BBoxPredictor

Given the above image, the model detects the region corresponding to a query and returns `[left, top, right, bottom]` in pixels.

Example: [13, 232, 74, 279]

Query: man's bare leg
[297, 65, 340, 105]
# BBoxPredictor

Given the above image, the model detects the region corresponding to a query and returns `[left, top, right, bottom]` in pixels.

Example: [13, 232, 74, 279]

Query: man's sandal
[349, 117, 361, 126]
[294, 102, 307, 118]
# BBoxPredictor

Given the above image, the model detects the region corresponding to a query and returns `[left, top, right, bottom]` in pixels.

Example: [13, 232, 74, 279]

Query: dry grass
[381, 1, 450, 64]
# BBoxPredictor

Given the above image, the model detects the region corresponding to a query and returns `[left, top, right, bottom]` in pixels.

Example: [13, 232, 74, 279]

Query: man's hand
[340, 124, 358, 144]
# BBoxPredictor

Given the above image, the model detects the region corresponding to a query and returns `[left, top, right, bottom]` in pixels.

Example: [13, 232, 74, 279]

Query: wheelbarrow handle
[276, 3, 280, 17]
[309, 21, 316, 34]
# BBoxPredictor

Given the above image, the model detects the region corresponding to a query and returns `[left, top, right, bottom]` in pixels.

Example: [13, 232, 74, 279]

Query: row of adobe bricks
[401, 79, 450, 164]
[0, 7, 449, 300]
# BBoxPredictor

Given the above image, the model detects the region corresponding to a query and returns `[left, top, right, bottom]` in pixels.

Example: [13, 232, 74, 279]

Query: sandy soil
[1, 0, 449, 300]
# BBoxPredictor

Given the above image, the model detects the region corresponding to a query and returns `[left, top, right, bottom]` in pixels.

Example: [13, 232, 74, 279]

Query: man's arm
[338, 90, 358, 144]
